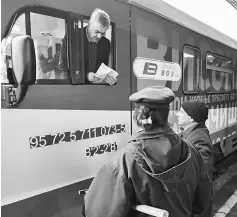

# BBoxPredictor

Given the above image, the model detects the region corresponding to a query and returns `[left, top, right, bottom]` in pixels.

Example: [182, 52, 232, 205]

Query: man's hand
[104, 74, 117, 85]
[87, 72, 103, 83]
[88, 72, 117, 85]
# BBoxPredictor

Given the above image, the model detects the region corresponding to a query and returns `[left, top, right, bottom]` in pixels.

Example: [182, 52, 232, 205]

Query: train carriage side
[128, 0, 237, 162]
[1, 0, 237, 217]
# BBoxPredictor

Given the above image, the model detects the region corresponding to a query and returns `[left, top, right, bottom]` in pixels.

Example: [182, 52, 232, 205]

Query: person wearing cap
[83, 86, 210, 217]
[177, 99, 213, 171]
[177, 99, 214, 217]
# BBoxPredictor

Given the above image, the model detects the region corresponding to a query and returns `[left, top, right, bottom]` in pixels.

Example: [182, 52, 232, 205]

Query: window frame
[2, 5, 71, 85]
[109, 22, 117, 72]
[2, 5, 69, 39]
[205, 51, 233, 94]
[182, 45, 201, 94]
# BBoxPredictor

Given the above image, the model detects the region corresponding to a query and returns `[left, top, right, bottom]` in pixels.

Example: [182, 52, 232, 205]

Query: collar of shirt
[182, 121, 197, 133]
[180, 122, 205, 139]
[135, 124, 176, 140]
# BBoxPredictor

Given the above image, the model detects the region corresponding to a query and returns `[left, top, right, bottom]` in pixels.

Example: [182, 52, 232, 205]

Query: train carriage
[1, 0, 237, 216]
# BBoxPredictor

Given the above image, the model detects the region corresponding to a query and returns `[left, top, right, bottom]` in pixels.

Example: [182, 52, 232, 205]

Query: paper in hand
[95, 63, 119, 79]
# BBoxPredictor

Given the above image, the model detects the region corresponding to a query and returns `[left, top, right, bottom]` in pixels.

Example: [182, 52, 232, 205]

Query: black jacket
[180, 122, 213, 217]
[83, 27, 110, 73]
[84, 125, 210, 217]
[180, 123, 213, 178]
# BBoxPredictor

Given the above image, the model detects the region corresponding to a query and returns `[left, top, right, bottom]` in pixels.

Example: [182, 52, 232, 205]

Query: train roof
[122, 0, 237, 50]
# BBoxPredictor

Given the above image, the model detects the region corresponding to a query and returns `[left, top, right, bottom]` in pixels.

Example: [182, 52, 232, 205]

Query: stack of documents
[95, 63, 119, 79]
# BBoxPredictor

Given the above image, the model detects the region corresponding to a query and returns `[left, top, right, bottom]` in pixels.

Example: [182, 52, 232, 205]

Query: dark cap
[181, 99, 208, 123]
[129, 86, 175, 109]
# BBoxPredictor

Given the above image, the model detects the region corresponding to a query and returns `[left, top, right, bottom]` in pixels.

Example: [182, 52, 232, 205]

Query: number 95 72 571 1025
[85, 142, 117, 157]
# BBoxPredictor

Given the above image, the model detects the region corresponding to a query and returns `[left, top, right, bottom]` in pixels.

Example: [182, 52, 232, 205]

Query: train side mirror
[11, 35, 36, 85]
[8, 35, 36, 106]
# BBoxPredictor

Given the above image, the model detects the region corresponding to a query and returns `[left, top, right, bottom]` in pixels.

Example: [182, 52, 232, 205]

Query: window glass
[206, 53, 232, 93]
[183, 46, 200, 93]
[206, 53, 232, 69]
[1, 14, 26, 83]
[31, 13, 68, 81]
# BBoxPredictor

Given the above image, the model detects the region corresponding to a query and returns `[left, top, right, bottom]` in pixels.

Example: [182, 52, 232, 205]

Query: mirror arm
[15, 85, 28, 105]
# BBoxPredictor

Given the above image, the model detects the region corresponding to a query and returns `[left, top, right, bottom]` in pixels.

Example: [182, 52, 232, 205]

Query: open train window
[62, 15, 116, 85]
[182, 46, 200, 94]
[1, 5, 117, 85]
[205, 52, 232, 93]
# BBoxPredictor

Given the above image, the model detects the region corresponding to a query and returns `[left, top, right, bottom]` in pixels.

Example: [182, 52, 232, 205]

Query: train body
[1, 0, 237, 216]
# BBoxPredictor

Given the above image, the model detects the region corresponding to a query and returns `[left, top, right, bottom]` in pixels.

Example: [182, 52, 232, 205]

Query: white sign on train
[133, 57, 181, 81]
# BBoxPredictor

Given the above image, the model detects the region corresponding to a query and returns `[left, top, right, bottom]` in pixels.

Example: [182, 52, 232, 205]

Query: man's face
[176, 107, 192, 127]
[87, 20, 108, 43]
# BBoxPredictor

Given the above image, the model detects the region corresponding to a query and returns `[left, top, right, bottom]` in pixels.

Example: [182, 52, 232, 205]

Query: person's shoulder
[184, 140, 204, 171]
[114, 142, 140, 162]
[101, 36, 110, 42]
[188, 126, 211, 141]
[99, 37, 110, 46]
[194, 126, 210, 135]
[98, 143, 138, 181]
[105, 141, 141, 168]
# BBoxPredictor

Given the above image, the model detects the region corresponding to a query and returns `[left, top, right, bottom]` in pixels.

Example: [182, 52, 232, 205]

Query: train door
[1, 4, 131, 214]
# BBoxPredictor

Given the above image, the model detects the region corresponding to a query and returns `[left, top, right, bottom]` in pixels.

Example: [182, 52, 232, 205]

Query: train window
[183, 46, 200, 93]
[30, 13, 68, 81]
[1, 6, 116, 86]
[205, 53, 232, 93]
[1, 13, 26, 84]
